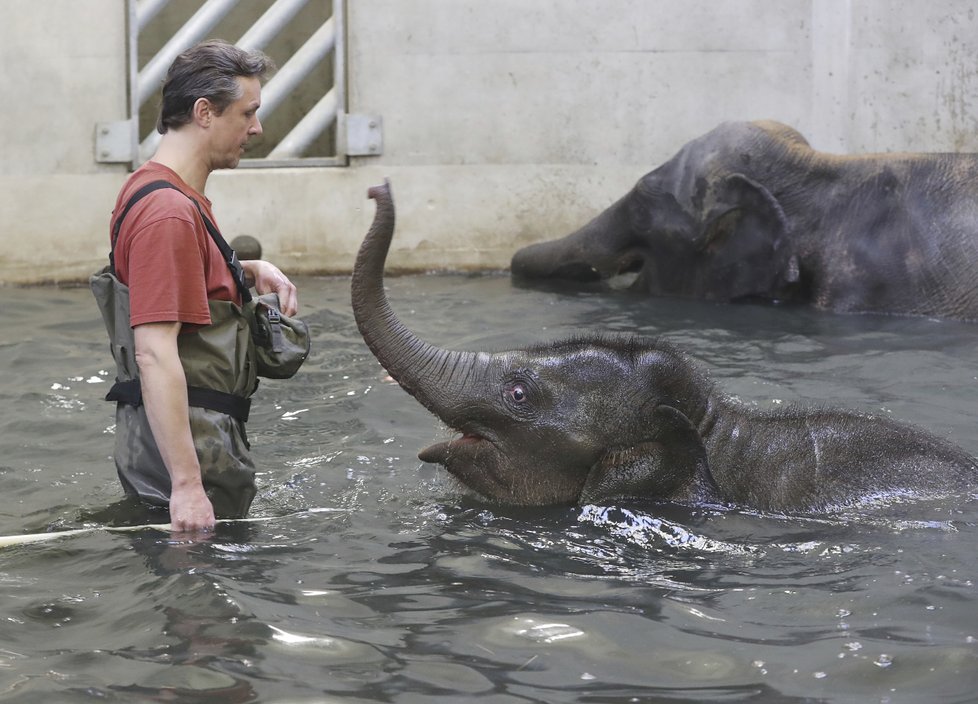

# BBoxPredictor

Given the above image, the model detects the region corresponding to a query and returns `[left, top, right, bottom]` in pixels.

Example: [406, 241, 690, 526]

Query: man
[100, 40, 298, 534]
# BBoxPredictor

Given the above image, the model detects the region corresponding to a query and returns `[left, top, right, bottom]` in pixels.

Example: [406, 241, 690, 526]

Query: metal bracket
[343, 114, 383, 156]
[95, 120, 136, 163]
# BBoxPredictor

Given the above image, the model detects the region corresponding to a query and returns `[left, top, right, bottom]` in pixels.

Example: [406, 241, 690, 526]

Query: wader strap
[106, 379, 252, 423]
[110, 180, 252, 302]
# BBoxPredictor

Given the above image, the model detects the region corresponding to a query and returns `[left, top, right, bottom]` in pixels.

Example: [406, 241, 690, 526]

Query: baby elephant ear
[579, 405, 713, 505]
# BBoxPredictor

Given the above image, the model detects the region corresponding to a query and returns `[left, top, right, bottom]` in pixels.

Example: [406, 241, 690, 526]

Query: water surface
[1, 275, 976, 703]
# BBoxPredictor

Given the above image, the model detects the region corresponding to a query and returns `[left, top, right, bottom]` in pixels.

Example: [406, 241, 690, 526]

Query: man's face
[208, 75, 263, 170]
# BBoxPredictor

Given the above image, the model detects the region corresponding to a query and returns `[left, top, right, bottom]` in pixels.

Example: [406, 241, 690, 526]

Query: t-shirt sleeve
[127, 214, 212, 328]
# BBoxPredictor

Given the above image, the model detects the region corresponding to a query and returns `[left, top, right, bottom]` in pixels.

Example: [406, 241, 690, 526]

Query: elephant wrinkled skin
[511, 120, 978, 320]
[352, 181, 978, 513]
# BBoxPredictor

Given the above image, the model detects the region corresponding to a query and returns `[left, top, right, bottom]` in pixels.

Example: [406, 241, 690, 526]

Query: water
[1, 275, 977, 703]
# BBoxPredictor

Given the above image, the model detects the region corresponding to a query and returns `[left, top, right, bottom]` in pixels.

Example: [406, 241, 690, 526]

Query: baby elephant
[352, 181, 978, 513]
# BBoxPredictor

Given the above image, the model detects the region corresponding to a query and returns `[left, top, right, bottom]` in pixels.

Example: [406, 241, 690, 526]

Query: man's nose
[251, 116, 263, 136]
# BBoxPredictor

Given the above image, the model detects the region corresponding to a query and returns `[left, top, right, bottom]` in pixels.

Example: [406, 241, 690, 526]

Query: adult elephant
[352, 181, 978, 513]
[510, 120, 978, 320]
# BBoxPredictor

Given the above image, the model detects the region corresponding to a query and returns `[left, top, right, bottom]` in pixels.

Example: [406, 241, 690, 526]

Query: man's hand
[169, 480, 217, 534]
[242, 260, 298, 316]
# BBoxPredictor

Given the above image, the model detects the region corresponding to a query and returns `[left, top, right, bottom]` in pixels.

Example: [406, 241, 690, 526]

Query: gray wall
[2, 0, 977, 284]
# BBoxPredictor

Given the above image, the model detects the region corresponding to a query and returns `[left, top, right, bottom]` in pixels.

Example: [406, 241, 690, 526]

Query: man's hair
[156, 39, 274, 134]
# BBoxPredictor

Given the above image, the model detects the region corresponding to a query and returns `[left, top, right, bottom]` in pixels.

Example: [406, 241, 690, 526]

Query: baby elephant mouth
[418, 431, 520, 501]
[418, 432, 488, 465]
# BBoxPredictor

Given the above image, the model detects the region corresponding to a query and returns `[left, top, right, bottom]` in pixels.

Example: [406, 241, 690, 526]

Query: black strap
[110, 179, 252, 302]
[264, 303, 284, 351]
[106, 379, 251, 423]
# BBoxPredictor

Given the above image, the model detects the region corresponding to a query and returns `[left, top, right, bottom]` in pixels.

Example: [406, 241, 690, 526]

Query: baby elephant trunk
[351, 181, 486, 423]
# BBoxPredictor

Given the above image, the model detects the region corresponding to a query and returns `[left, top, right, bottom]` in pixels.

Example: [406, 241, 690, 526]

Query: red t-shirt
[110, 162, 241, 328]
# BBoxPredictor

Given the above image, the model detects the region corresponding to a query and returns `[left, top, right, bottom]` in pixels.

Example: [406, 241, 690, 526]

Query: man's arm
[133, 321, 216, 533]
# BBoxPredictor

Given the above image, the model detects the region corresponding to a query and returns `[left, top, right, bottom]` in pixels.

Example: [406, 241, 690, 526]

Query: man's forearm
[140, 362, 203, 491]
[135, 324, 202, 489]
[134, 322, 215, 531]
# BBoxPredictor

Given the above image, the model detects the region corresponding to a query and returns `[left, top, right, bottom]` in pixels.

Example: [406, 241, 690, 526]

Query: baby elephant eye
[508, 384, 527, 403]
[502, 373, 536, 413]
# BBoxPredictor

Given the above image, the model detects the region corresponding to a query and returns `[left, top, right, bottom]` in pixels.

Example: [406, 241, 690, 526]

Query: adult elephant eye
[510, 385, 526, 402]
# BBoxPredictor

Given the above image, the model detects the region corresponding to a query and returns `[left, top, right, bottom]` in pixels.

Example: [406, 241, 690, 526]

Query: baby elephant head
[352, 182, 718, 506]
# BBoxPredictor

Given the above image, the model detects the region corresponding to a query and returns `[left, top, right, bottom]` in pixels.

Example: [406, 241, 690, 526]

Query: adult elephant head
[352, 181, 978, 512]
[511, 121, 802, 303]
[510, 120, 978, 320]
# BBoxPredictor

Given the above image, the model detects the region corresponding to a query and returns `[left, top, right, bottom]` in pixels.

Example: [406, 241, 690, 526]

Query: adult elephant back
[510, 120, 978, 321]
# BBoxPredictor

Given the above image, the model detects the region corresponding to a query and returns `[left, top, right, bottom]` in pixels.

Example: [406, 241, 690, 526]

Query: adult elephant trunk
[351, 181, 489, 427]
[510, 192, 647, 287]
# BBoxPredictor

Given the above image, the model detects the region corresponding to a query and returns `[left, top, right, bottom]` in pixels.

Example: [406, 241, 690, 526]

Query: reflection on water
[1, 275, 977, 702]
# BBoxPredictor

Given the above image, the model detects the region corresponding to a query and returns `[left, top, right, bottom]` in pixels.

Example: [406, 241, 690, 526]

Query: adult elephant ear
[579, 405, 716, 505]
[696, 173, 798, 300]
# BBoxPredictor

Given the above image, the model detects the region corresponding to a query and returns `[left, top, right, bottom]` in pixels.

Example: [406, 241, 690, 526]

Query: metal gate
[96, 0, 382, 169]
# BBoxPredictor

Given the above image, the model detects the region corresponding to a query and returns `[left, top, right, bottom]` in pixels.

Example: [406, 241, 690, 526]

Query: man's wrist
[170, 473, 205, 492]
[240, 260, 257, 289]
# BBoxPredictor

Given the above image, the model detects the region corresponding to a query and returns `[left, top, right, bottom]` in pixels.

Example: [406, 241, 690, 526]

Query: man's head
[157, 39, 274, 134]
[157, 40, 275, 171]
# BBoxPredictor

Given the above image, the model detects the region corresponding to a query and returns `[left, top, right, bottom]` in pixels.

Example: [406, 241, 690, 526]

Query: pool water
[1, 274, 977, 702]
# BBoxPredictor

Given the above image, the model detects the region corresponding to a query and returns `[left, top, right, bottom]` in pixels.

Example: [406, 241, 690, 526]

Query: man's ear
[192, 97, 214, 127]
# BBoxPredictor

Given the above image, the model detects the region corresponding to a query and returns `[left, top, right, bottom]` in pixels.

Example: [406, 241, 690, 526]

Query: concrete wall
[2, 0, 977, 284]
